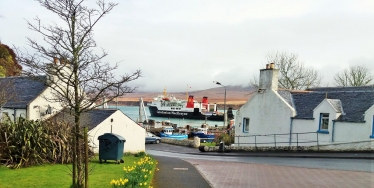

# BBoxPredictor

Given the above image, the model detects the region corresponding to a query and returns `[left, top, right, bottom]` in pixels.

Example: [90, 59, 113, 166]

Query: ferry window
[243, 118, 249, 133]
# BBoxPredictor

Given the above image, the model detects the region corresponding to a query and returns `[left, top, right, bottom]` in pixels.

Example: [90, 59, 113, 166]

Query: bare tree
[334, 65, 373, 86]
[16, 0, 141, 187]
[249, 75, 259, 87]
[266, 51, 322, 90]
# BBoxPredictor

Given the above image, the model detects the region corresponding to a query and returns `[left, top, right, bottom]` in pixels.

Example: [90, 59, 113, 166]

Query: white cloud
[1, 0, 373, 92]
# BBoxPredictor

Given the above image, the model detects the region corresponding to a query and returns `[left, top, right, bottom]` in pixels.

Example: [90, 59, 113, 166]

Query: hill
[113, 85, 256, 109]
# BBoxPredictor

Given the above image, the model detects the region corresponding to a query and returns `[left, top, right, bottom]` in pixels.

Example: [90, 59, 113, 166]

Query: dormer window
[320, 114, 329, 130]
[318, 113, 330, 134]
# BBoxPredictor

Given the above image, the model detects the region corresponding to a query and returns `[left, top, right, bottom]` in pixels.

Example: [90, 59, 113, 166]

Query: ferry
[147, 89, 233, 121]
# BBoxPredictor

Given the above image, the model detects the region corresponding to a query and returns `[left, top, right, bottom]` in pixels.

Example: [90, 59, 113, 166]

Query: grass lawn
[200, 142, 216, 147]
[0, 155, 155, 188]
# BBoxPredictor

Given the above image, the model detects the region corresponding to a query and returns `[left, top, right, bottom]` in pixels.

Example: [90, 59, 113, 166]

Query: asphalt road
[146, 143, 374, 188]
[146, 143, 374, 172]
[152, 155, 212, 188]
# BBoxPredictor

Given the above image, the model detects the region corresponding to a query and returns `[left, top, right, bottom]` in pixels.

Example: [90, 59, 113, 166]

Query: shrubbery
[214, 133, 234, 146]
[0, 118, 85, 168]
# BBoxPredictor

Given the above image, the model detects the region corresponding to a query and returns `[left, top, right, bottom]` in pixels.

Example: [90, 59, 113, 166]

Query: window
[371, 116, 374, 139]
[320, 114, 329, 130]
[318, 113, 329, 134]
[243, 118, 249, 133]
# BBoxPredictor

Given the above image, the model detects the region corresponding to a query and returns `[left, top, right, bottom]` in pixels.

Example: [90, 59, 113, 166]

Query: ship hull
[148, 106, 226, 121]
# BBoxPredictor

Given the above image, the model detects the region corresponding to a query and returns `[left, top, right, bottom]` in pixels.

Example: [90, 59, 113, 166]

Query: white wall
[290, 119, 318, 146]
[234, 90, 295, 146]
[1, 87, 64, 122]
[28, 88, 64, 121]
[89, 110, 145, 153]
[235, 92, 374, 148]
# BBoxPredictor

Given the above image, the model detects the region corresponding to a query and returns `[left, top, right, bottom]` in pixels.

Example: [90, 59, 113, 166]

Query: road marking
[173, 168, 188, 170]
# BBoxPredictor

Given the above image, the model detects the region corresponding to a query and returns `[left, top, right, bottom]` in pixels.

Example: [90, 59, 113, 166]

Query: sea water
[113, 106, 232, 128]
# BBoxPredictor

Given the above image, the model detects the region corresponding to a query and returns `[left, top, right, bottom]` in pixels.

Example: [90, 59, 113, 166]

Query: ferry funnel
[186, 95, 194, 108]
[202, 96, 208, 109]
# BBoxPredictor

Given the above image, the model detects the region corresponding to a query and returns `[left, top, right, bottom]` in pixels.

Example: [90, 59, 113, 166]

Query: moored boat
[190, 127, 215, 141]
[159, 127, 188, 140]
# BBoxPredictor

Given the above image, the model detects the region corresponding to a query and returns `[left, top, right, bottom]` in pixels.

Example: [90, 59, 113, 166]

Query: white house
[0, 76, 63, 122]
[0, 63, 145, 153]
[234, 64, 374, 150]
[52, 108, 145, 153]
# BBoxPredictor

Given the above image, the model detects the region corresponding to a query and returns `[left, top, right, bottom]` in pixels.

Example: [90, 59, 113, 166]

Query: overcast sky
[1, 0, 373, 92]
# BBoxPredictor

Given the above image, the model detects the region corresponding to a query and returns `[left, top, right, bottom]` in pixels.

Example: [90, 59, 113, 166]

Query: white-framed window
[243, 117, 249, 133]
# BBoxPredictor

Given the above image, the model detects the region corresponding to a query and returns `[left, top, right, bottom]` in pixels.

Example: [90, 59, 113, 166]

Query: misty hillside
[120, 85, 256, 103]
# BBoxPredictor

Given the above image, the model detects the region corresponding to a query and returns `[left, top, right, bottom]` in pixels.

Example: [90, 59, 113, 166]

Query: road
[146, 143, 374, 188]
[146, 143, 373, 172]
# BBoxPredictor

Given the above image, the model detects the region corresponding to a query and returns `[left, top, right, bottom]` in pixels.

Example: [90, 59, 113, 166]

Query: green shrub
[214, 133, 234, 146]
[134, 151, 146, 158]
[0, 118, 90, 168]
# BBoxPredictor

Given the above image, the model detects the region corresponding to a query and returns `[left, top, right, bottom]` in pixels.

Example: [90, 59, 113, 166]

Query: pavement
[147, 143, 374, 188]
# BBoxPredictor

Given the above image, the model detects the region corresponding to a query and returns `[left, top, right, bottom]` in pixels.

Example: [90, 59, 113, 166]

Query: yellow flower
[140, 183, 143, 186]
[144, 175, 147, 178]
[110, 179, 116, 185]
[144, 182, 147, 185]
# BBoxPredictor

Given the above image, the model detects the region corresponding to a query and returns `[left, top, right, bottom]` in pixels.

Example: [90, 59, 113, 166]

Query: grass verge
[200, 142, 216, 147]
[0, 154, 156, 188]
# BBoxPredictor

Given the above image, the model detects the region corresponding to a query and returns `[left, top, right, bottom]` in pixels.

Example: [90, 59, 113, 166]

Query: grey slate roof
[0, 76, 48, 108]
[326, 99, 343, 113]
[52, 108, 125, 130]
[307, 86, 374, 92]
[290, 87, 374, 122]
[277, 90, 293, 107]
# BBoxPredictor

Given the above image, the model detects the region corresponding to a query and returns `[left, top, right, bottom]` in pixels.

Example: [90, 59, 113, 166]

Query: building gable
[0, 76, 48, 109]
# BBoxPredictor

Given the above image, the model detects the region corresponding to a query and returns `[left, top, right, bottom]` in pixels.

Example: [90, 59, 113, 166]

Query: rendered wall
[89, 110, 145, 153]
[28, 88, 64, 121]
[234, 90, 295, 146]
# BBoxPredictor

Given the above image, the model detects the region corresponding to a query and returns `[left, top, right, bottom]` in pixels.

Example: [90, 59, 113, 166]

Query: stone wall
[162, 138, 374, 152]
[161, 137, 200, 148]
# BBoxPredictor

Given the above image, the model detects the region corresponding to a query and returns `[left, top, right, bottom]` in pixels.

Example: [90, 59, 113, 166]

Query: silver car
[145, 132, 161, 144]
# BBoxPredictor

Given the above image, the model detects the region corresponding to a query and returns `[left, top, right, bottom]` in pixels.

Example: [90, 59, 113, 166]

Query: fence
[235, 132, 320, 150]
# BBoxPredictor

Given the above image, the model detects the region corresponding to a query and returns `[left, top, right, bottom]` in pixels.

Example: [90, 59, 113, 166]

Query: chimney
[53, 57, 59, 64]
[259, 64, 279, 91]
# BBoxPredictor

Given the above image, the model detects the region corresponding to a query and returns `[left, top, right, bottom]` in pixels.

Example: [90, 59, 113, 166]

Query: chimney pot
[266, 64, 270, 69]
[270, 63, 275, 69]
[53, 57, 58, 64]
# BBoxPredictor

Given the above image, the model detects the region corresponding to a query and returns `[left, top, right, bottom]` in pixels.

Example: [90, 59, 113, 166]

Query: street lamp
[213, 81, 227, 128]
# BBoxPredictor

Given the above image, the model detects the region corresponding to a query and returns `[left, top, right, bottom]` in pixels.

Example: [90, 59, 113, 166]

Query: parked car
[145, 132, 161, 144]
